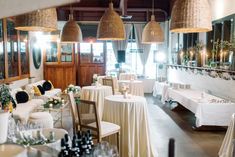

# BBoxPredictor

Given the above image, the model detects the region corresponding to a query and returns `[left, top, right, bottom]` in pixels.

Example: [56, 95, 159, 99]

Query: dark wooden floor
[146, 94, 226, 157]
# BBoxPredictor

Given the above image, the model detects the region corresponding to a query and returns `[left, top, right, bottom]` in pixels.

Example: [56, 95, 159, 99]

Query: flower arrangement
[64, 84, 81, 97]
[44, 97, 63, 108]
[120, 84, 129, 94]
[93, 74, 98, 83]
[0, 84, 14, 112]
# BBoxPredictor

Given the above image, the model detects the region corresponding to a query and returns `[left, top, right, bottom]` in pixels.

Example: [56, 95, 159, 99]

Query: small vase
[123, 92, 128, 98]
[0, 111, 9, 144]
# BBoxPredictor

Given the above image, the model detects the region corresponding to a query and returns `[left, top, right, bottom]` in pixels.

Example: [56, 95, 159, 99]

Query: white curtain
[112, 24, 133, 60]
[134, 24, 151, 76]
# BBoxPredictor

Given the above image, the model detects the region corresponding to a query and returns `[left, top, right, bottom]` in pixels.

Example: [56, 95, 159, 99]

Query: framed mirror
[32, 46, 41, 69]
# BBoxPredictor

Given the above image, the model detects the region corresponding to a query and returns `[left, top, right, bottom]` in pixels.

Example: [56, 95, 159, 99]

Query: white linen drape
[112, 24, 133, 60]
[133, 24, 151, 76]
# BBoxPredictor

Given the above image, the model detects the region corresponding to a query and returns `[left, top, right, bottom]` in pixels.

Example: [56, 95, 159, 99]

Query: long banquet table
[103, 95, 154, 157]
[218, 114, 235, 157]
[165, 88, 235, 127]
[153, 81, 170, 103]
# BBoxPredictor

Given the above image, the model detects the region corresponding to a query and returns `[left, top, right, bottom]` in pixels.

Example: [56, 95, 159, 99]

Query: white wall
[210, 0, 235, 21]
[168, 68, 235, 101]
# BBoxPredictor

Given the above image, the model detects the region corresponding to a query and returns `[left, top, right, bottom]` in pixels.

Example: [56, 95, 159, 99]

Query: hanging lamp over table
[142, 0, 164, 44]
[60, 13, 83, 43]
[97, 2, 125, 41]
[15, 8, 57, 32]
[170, 0, 212, 33]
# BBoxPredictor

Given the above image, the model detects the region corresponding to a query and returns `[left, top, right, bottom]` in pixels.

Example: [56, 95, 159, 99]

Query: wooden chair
[68, 92, 120, 150]
[102, 77, 121, 95]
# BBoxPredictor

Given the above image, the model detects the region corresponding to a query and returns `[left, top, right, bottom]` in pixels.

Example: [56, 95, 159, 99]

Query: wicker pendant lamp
[15, 8, 57, 32]
[170, 0, 212, 33]
[60, 13, 83, 43]
[97, 2, 125, 40]
[142, 0, 164, 44]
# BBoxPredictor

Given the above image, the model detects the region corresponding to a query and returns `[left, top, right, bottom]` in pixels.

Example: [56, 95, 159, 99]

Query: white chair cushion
[29, 112, 52, 119]
[88, 121, 120, 138]
[12, 99, 44, 123]
[45, 88, 61, 97]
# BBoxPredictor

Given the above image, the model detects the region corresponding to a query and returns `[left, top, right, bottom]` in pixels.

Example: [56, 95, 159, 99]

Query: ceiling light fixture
[170, 0, 212, 33]
[60, 2, 82, 43]
[15, 8, 57, 32]
[142, 0, 164, 44]
[97, 1, 125, 41]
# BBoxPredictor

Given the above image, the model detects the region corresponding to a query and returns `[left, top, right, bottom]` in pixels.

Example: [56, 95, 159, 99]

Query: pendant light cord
[152, 0, 154, 15]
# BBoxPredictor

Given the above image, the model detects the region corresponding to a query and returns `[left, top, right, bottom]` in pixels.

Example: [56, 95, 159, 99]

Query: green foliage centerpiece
[44, 97, 63, 109]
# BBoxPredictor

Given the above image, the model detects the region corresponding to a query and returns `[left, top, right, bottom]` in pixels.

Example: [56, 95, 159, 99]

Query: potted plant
[0, 84, 14, 144]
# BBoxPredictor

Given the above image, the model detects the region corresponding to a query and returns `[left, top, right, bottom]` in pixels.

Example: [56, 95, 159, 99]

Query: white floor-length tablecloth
[165, 88, 235, 127]
[119, 73, 137, 80]
[81, 85, 113, 119]
[118, 80, 144, 96]
[139, 78, 156, 93]
[153, 81, 170, 103]
[219, 114, 235, 157]
[103, 95, 154, 157]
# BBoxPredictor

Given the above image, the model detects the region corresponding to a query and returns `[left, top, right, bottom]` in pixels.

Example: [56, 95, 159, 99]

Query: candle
[49, 103, 53, 108]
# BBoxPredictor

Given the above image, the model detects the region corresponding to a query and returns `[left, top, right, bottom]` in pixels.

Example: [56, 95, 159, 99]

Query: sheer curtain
[134, 23, 151, 76]
[112, 24, 133, 60]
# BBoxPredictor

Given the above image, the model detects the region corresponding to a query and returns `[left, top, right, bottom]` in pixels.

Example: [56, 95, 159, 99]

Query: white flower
[93, 74, 98, 79]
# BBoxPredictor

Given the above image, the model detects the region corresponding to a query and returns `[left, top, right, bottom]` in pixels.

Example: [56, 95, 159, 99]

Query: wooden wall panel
[44, 64, 76, 90]
[78, 64, 105, 86]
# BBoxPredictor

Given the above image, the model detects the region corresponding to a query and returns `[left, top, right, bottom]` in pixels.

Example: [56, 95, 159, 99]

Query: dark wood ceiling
[57, 0, 174, 22]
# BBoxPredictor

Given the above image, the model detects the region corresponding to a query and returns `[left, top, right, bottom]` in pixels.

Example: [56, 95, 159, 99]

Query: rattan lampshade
[97, 2, 125, 41]
[142, 15, 164, 44]
[170, 0, 212, 33]
[60, 14, 83, 43]
[15, 8, 57, 32]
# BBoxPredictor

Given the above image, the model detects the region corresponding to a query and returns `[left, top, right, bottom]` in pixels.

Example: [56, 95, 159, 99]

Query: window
[46, 42, 58, 62]
[0, 18, 30, 82]
[61, 43, 73, 62]
[106, 42, 117, 73]
[145, 44, 158, 79]
[125, 42, 143, 75]
[7, 19, 19, 77]
[79, 42, 104, 63]
[20, 31, 29, 75]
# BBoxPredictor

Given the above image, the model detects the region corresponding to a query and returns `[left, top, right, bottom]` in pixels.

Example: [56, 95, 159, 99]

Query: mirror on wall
[32, 46, 42, 69]
[171, 14, 235, 71]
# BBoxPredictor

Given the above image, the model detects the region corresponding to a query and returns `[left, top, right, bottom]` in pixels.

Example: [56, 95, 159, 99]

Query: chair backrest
[102, 77, 114, 95]
[76, 99, 101, 140]
[68, 92, 79, 133]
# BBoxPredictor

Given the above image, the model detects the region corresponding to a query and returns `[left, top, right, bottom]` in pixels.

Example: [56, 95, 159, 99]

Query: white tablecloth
[153, 81, 170, 103]
[118, 80, 144, 96]
[166, 88, 235, 127]
[119, 73, 137, 80]
[219, 114, 235, 157]
[81, 85, 113, 119]
[139, 78, 156, 93]
[103, 95, 154, 157]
